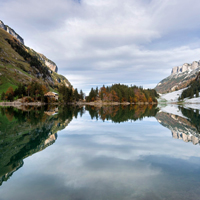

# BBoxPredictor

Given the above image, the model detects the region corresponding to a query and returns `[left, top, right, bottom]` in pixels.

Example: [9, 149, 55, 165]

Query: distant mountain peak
[171, 61, 200, 75]
[155, 60, 200, 94]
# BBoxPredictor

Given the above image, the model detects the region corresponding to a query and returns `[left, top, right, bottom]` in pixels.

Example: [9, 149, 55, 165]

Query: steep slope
[178, 72, 200, 100]
[155, 61, 200, 94]
[0, 23, 71, 93]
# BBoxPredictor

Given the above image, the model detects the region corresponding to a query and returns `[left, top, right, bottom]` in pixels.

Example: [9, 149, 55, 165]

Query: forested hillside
[179, 72, 200, 100]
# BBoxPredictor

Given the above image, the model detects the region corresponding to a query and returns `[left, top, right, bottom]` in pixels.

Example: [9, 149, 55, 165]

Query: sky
[1, 0, 200, 94]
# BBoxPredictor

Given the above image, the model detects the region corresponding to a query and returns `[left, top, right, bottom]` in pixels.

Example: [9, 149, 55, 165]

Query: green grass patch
[0, 82, 17, 94]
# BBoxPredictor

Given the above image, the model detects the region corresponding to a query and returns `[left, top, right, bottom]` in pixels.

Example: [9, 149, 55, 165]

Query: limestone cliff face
[38, 53, 58, 73]
[0, 20, 6, 30]
[0, 20, 73, 87]
[0, 20, 59, 73]
[171, 61, 200, 75]
[0, 20, 24, 44]
[155, 60, 200, 93]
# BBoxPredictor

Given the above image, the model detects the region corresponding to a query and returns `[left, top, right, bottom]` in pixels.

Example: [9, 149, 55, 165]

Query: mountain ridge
[155, 60, 200, 94]
[0, 20, 24, 44]
[0, 20, 58, 73]
[0, 20, 71, 93]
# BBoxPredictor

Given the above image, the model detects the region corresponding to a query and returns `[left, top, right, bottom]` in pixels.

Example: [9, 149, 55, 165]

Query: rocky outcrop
[0, 20, 59, 73]
[171, 61, 200, 75]
[0, 20, 73, 88]
[38, 53, 58, 73]
[0, 20, 24, 44]
[0, 20, 6, 30]
[155, 60, 200, 93]
[45, 60, 58, 73]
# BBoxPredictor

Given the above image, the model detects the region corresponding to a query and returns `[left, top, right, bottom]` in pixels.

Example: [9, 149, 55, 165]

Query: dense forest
[58, 84, 84, 103]
[86, 84, 159, 103]
[179, 72, 200, 100]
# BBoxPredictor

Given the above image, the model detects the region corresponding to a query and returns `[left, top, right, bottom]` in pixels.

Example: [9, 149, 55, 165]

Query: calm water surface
[0, 105, 200, 200]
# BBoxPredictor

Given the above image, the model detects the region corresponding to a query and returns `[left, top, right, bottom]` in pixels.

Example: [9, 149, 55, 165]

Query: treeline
[86, 84, 159, 103]
[1, 82, 48, 102]
[58, 84, 84, 103]
[1, 82, 85, 103]
[179, 75, 200, 100]
[5, 38, 50, 79]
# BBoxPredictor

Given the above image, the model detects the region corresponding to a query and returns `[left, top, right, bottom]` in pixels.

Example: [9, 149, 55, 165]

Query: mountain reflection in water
[0, 105, 83, 186]
[0, 104, 200, 189]
[156, 106, 200, 145]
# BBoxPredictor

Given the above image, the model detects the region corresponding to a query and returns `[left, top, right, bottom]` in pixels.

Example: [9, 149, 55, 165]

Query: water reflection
[0, 105, 84, 186]
[86, 104, 159, 122]
[156, 106, 200, 145]
[1, 104, 200, 199]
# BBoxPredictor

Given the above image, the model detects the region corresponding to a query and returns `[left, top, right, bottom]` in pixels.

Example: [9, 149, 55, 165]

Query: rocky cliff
[171, 61, 200, 75]
[0, 21, 71, 92]
[0, 20, 59, 73]
[26, 47, 58, 73]
[38, 53, 58, 73]
[0, 20, 24, 44]
[155, 60, 200, 94]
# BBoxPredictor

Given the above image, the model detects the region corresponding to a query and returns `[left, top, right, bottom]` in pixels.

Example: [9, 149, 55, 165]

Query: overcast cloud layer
[1, 0, 200, 93]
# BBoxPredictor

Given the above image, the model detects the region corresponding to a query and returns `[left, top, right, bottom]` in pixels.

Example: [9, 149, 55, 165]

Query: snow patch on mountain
[158, 88, 185, 103]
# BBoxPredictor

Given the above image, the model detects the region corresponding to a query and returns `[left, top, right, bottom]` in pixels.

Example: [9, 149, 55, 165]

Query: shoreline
[0, 101, 158, 107]
[1, 100, 200, 108]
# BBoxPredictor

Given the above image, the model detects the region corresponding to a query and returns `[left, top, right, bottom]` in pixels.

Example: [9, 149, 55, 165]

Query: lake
[0, 104, 200, 200]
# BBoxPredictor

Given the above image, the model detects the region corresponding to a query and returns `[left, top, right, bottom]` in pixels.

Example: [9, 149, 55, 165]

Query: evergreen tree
[1, 92, 5, 101]
[80, 90, 84, 100]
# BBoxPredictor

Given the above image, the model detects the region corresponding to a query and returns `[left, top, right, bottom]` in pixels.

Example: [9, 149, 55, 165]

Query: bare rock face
[0, 20, 24, 44]
[0, 20, 64, 76]
[45, 60, 58, 73]
[38, 53, 58, 73]
[6, 26, 24, 44]
[171, 62, 200, 75]
[191, 61, 199, 70]
[0, 20, 6, 30]
[156, 60, 200, 93]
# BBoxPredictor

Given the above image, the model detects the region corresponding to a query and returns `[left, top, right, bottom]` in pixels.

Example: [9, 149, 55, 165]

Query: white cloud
[1, 0, 200, 93]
